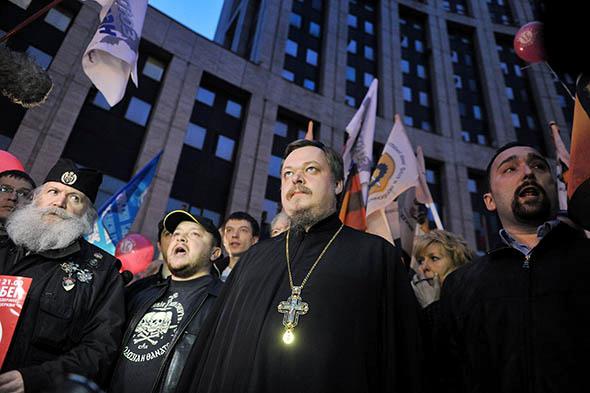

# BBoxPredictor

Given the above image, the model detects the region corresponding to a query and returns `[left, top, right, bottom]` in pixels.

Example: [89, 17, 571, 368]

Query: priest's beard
[511, 184, 552, 226]
[168, 251, 211, 279]
[6, 203, 96, 253]
[290, 204, 336, 232]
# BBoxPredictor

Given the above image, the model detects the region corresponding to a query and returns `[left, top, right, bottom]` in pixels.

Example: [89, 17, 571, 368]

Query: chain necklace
[277, 223, 344, 345]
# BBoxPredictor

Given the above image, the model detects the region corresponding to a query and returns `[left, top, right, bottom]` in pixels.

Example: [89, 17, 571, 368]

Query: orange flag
[339, 164, 367, 231]
[567, 74, 590, 228]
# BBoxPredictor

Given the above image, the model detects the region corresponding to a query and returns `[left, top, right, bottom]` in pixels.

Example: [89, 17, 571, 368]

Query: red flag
[339, 164, 367, 231]
[0, 276, 32, 368]
[567, 75, 590, 228]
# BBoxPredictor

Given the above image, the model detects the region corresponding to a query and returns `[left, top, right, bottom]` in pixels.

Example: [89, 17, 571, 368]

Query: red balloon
[115, 233, 155, 275]
[0, 150, 25, 173]
[513, 21, 545, 63]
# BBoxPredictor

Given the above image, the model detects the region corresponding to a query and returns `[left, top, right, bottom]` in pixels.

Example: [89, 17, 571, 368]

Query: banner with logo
[0, 275, 32, 368]
[86, 151, 162, 255]
[82, 0, 149, 106]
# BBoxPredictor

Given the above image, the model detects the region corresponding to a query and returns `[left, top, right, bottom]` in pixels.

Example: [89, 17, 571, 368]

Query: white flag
[366, 114, 419, 217]
[94, 0, 116, 19]
[342, 78, 378, 203]
[82, 0, 148, 106]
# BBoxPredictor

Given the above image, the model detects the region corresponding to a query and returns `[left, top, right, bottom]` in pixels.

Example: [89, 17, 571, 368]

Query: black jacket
[114, 275, 222, 393]
[440, 222, 590, 393]
[0, 238, 126, 392]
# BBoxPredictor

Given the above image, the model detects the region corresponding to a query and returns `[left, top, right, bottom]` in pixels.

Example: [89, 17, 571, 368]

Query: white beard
[6, 204, 93, 253]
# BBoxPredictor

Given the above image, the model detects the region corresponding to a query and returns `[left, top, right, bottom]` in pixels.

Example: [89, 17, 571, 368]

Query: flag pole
[0, 0, 65, 44]
[305, 120, 314, 140]
[426, 203, 444, 230]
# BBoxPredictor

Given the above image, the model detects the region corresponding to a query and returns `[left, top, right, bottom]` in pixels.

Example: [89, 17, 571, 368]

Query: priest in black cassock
[178, 139, 423, 393]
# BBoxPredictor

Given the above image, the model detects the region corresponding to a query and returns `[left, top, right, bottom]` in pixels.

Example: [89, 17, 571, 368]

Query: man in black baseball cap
[0, 158, 125, 392]
[109, 209, 223, 393]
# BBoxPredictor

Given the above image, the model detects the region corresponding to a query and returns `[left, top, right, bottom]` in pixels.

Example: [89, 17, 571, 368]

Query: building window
[282, 69, 295, 81]
[402, 60, 410, 74]
[347, 39, 357, 54]
[285, 39, 298, 57]
[306, 49, 318, 65]
[511, 113, 521, 128]
[364, 72, 373, 87]
[347, 14, 358, 28]
[346, 66, 356, 82]
[419, 91, 429, 107]
[417, 65, 426, 78]
[414, 39, 424, 53]
[215, 135, 235, 161]
[124, 97, 152, 126]
[309, 22, 320, 37]
[345, 95, 356, 107]
[44, 7, 72, 32]
[26, 46, 52, 70]
[364, 45, 374, 60]
[225, 100, 242, 118]
[92, 91, 111, 110]
[303, 79, 316, 90]
[404, 115, 414, 126]
[142, 56, 166, 82]
[290, 12, 302, 28]
[364, 21, 374, 35]
[473, 105, 481, 119]
[196, 87, 215, 106]
[403, 86, 412, 102]
[274, 121, 288, 137]
[263, 199, 280, 221]
[268, 155, 282, 178]
[185, 123, 207, 150]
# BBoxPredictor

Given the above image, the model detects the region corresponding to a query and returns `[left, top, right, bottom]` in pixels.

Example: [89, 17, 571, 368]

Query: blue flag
[86, 151, 162, 254]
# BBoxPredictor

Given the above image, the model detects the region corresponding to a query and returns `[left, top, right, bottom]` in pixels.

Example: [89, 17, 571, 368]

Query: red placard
[0, 275, 32, 368]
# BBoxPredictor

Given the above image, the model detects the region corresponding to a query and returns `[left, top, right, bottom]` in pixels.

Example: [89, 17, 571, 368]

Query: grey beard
[290, 206, 335, 232]
[6, 204, 93, 253]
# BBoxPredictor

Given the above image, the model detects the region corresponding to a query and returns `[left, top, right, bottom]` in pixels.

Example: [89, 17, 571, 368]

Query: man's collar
[499, 219, 561, 255]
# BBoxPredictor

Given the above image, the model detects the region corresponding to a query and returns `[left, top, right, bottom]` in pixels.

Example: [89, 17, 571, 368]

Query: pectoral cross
[277, 286, 308, 344]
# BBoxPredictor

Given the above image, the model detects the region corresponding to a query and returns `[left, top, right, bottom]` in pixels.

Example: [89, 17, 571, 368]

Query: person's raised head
[483, 142, 557, 230]
[5, 159, 102, 252]
[280, 139, 344, 231]
[163, 210, 222, 280]
[413, 230, 473, 284]
[222, 211, 259, 259]
[270, 210, 290, 237]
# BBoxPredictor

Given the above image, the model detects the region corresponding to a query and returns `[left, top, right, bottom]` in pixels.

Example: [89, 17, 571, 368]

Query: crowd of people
[0, 138, 589, 393]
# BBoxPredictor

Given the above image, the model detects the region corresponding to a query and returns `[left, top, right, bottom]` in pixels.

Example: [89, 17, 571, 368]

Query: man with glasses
[0, 155, 36, 243]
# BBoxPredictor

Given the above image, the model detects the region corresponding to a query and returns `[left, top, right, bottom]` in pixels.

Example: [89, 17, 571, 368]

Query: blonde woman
[411, 230, 473, 308]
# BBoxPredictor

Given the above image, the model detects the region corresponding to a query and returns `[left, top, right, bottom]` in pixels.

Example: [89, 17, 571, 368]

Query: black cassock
[178, 214, 423, 393]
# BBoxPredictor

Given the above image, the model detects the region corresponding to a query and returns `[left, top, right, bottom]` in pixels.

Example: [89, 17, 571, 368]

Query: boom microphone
[0, 44, 53, 108]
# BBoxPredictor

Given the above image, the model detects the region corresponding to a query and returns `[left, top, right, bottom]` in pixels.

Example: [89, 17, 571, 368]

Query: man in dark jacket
[0, 159, 125, 393]
[109, 210, 223, 393]
[441, 142, 590, 393]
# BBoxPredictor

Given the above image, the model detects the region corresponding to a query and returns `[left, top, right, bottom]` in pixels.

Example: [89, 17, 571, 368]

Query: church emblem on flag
[369, 153, 396, 194]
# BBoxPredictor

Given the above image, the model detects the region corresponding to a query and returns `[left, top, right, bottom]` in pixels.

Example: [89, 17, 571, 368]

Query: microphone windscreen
[0, 44, 53, 108]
